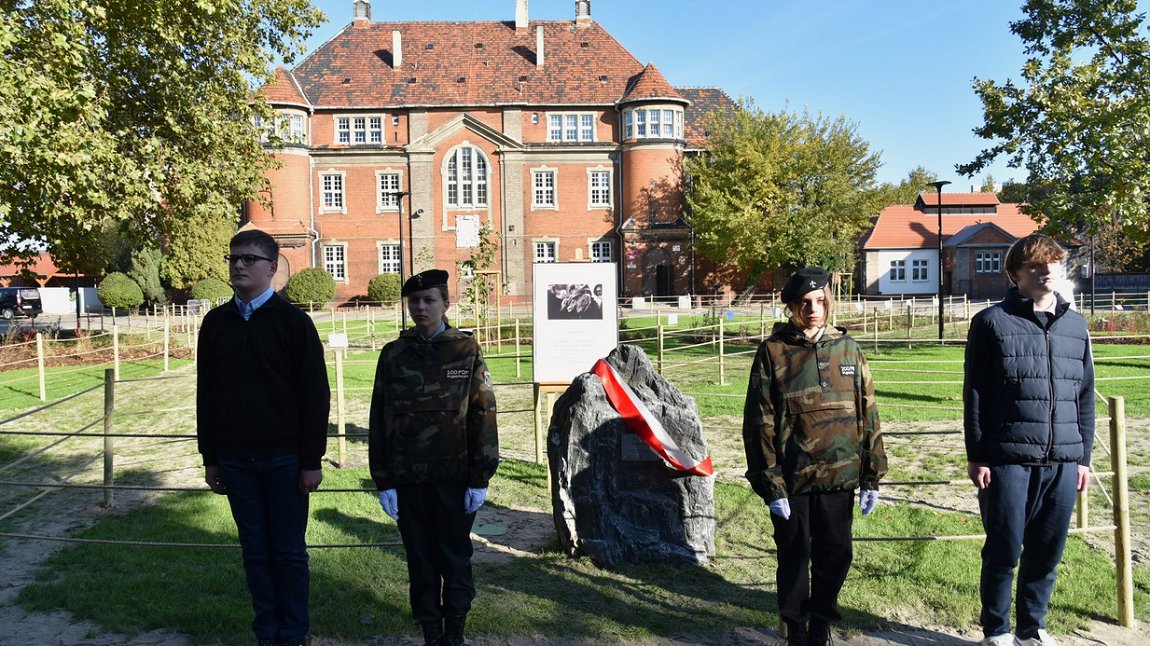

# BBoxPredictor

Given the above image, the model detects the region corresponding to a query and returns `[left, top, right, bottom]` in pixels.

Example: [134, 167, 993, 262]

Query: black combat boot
[443, 614, 468, 646]
[808, 618, 833, 646]
[783, 618, 808, 646]
[420, 620, 444, 646]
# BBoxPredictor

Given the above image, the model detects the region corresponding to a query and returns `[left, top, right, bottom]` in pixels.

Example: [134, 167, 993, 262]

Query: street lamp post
[930, 180, 951, 341]
[388, 190, 412, 330]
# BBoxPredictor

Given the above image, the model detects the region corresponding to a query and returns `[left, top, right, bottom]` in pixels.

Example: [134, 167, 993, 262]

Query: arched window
[446, 146, 489, 208]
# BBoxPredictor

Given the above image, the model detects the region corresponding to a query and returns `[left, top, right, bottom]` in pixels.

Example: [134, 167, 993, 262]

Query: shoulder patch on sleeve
[483, 371, 493, 387]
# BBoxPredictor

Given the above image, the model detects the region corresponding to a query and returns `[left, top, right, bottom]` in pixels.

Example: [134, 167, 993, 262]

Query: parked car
[0, 287, 43, 319]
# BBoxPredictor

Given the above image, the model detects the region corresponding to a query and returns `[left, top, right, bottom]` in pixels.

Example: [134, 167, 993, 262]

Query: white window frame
[534, 240, 558, 263]
[590, 240, 613, 263]
[445, 145, 489, 209]
[532, 167, 558, 210]
[976, 251, 1002, 274]
[625, 107, 685, 140]
[890, 260, 906, 282]
[319, 171, 346, 213]
[335, 114, 385, 145]
[546, 111, 597, 142]
[377, 242, 401, 275]
[587, 167, 612, 209]
[323, 243, 348, 282]
[911, 259, 929, 282]
[376, 171, 402, 212]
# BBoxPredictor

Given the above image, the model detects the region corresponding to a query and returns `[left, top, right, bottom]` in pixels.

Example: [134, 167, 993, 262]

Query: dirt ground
[0, 368, 1147, 646]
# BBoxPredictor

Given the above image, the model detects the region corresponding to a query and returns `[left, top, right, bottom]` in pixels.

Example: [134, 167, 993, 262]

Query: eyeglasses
[224, 254, 275, 267]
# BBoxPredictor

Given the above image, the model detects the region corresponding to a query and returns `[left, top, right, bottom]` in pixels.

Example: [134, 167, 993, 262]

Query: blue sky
[302, 0, 1041, 190]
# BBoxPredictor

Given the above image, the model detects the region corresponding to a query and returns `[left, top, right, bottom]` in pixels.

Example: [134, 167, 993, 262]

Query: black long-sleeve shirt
[196, 293, 330, 469]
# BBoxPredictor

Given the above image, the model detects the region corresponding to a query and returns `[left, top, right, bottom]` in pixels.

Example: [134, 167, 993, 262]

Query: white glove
[464, 487, 487, 515]
[859, 489, 879, 516]
[379, 489, 398, 520]
[768, 497, 791, 520]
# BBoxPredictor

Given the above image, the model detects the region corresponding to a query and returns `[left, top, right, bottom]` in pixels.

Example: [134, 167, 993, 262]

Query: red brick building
[248, 0, 735, 303]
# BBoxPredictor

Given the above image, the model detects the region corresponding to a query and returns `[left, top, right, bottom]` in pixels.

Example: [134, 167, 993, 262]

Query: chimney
[353, 0, 371, 22]
[575, 0, 591, 25]
[536, 25, 545, 68]
[392, 30, 402, 68]
[516, 0, 529, 32]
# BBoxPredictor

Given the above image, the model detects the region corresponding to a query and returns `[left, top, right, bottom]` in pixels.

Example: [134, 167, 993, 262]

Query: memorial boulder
[547, 344, 715, 568]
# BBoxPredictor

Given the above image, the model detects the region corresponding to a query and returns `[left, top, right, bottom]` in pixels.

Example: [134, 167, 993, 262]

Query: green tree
[161, 205, 235, 290]
[284, 268, 335, 308]
[0, 1, 322, 270]
[128, 245, 165, 305]
[459, 223, 501, 322]
[368, 274, 402, 304]
[190, 277, 233, 302]
[959, 0, 1150, 247]
[97, 271, 144, 314]
[875, 166, 939, 208]
[683, 100, 884, 286]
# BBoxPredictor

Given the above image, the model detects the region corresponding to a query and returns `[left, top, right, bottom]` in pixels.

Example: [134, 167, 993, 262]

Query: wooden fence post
[514, 319, 522, 379]
[163, 314, 170, 372]
[1110, 396, 1134, 627]
[335, 350, 346, 468]
[718, 317, 726, 386]
[113, 325, 120, 381]
[36, 332, 46, 401]
[657, 321, 665, 374]
[103, 368, 115, 508]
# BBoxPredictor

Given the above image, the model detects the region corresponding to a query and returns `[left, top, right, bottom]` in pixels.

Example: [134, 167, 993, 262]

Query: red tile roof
[620, 63, 684, 105]
[915, 192, 1000, 207]
[289, 20, 648, 107]
[261, 66, 310, 106]
[0, 253, 75, 277]
[863, 196, 1040, 250]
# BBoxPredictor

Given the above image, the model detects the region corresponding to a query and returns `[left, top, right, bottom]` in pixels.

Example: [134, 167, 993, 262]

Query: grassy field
[14, 463, 1150, 644]
[1, 316, 1148, 644]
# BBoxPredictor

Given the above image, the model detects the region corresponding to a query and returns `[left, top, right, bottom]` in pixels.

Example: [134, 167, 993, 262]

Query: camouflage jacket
[368, 324, 499, 490]
[742, 322, 886, 501]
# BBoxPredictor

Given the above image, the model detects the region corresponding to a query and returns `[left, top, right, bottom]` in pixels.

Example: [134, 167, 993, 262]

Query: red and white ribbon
[591, 358, 714, 477]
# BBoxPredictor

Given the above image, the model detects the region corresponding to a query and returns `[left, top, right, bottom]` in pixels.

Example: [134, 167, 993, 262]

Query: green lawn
[16, 462, 1148, 644]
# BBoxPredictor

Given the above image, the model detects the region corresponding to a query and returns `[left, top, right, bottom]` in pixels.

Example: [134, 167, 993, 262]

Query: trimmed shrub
[190, 278, 233, 302]
[368, 274, 402, 304]
[284, 268, 336, 307]
[97, 272, 145, 312]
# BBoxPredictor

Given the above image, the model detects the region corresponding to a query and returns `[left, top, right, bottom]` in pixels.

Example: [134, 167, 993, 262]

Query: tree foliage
[683, 101, 884, 280]
[97, 271, 144, 312]
[959, 0, 1150, 246]
[161, 206, 235, 290]
[0, 1, 323, 269]
[874, 166, 939, 208]
[284, 268, 335, 307]
[190, 277, 233, 302]
[367, 274, 402, 304]
[128, 244, 165, 304]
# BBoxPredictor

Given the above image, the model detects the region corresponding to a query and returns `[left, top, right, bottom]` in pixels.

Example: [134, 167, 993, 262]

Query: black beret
[402, 269, 449, 296]
[780, 267, 830, 303]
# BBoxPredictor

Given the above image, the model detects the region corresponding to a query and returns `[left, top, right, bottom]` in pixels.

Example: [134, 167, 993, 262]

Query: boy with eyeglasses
[197, 229, 330, 646]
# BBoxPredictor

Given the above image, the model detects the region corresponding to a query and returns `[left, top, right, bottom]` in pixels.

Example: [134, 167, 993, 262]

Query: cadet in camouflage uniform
[369, 269, 499, 646]
[742, 267, 886, 646]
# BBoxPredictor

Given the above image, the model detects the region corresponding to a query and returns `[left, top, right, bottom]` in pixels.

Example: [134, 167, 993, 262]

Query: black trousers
[396, 484, 477, 623]
[770, 490, 854, 624]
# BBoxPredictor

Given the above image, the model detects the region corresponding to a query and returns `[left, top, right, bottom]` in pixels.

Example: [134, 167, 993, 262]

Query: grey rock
[547, 344, 716, 568]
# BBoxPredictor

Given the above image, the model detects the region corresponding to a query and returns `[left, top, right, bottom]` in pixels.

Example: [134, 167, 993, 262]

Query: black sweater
[196, 293, 330, 469]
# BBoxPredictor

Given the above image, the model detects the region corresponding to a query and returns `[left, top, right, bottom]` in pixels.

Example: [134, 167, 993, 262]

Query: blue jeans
[218, 454, 311, 642]
[978, 463, 1077, 639]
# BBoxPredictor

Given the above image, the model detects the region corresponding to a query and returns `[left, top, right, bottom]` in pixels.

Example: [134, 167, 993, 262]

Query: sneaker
[1015, 629, 1057, 646]
[980, 635, 1014, 646]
